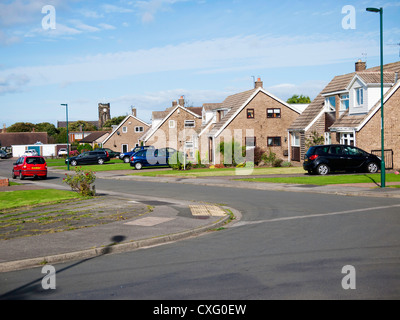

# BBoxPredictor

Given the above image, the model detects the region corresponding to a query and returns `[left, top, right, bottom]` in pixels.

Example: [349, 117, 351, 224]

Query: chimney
[131, 107, 137, 117]
[255, 77, 263, 89]
[395, 72, 399, 83]
[355, 59, 366, 72]
[2, 124, 6, 133]
[172, 100, 178, 107]
[178, 96, 185, 107]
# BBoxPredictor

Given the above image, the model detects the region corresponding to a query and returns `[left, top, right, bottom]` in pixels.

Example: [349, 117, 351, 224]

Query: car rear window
[26, 157, 45, 164]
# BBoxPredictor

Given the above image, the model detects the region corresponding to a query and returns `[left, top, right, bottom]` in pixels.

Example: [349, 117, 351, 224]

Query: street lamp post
[61, 104, 70, 171]
[366, 7, 385, 188]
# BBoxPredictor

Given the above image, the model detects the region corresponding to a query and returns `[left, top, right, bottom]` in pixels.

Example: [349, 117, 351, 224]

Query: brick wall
[103, 116, 150, 152]
[356, 86, 400, 169]
[0, 178, 9, 187]
[219, 91, 300, 162]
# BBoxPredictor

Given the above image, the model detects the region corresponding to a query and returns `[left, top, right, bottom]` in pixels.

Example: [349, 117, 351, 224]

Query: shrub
[261, 148, 277, 166]
[272, 159, 284, 167]
[281, 161, 292, 167]
[169, 152, 191, 170]
[63, 167, 96, 197]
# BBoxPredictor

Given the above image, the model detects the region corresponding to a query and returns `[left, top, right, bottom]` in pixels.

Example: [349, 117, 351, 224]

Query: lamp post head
[366, 7, 381, 13]
[61, 103, 68, 107]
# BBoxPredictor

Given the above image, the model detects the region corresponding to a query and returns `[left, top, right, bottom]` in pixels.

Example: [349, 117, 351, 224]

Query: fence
[371, 149, 394, 170]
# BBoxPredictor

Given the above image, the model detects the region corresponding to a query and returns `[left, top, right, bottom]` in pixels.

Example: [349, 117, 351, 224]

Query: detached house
[288, 60, 400, 168]
[140, 96, 203, 160]
[102, 108, 150, 154]
[201, 78, 303, 164]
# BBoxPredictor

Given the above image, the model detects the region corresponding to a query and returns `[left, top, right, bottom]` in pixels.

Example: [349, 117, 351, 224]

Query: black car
[65, 150, 110, 166]
[0, 150, 9, 159]
[94, 148, 120, 158]
[303, 144, 381, 175]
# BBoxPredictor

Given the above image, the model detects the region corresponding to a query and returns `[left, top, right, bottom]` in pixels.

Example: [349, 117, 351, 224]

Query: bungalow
[202, 78, 303, 165]
[79, 131, 110, 148]
[288, 60, 400, 168]
[101, 108, 150, 154]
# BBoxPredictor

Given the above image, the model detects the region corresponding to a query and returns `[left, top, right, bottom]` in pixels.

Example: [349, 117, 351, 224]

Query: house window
[135, 126, 144, 133]
[267, 137, 281, 147]
[340, 133, 354, 146]
[291, 132, 300, 147]
[267, 108, 281, 118]
[324, 132, 331, 145]
[122, 126, 128, 133]
[356, 88, 364, 106]
[340, 94, 349, 110]
[247, 109, 255, 119]
[245, 137, 256, 148]
[325, 96, 336, 111]
[169, 120, 175, 128]
[184, 120, 195, 128]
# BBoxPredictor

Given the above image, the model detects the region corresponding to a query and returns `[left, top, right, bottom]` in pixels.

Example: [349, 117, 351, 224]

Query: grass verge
[237, 173, 400, 186]
[0, 189, 81, 211]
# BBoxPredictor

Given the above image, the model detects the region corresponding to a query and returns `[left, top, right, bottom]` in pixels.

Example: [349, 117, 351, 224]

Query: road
[0, 159, 399, 300]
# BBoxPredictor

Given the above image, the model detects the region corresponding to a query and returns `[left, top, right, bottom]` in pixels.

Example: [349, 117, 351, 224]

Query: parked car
[130, 148, 175, 170]
[94, 148, 120, 159]
[303, 144, 381, 175]
[58, 148, 68, 157]
[65, 150, 110, 166]
[23, 149, 38, 157]
[12, 156, 47, 179]
[119, 146, 155, 163]
[0, 150, 9, 159]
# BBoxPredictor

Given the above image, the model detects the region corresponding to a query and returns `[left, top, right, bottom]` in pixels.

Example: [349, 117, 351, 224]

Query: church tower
[98, 103, 111, 129]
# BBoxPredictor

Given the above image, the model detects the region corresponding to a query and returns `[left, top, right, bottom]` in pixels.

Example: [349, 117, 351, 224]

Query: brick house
[202, 78, 303, 164]
[288, 60, 400, 169]
[140, 97, 203, 160]
[102, 109, 150, 153]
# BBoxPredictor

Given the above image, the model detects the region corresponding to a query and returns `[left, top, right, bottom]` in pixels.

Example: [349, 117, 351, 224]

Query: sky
[0, 0, 399, 127]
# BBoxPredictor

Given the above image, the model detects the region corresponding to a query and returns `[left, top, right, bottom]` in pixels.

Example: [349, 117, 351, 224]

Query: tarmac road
[0, 159, 400, 300]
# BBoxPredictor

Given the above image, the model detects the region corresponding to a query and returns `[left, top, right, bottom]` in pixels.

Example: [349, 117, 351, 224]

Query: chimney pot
[178, 96, 185, 107]
[132, 107, 137, 117]
[255, 77, 263, 89]
[355, 60, 366, 72]
[172, 100, 178, 107]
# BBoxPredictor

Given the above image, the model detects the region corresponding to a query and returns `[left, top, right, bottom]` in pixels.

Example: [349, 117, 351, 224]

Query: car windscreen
[26, 157, 45, 165]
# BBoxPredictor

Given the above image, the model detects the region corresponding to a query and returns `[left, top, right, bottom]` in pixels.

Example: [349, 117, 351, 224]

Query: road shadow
[0, 235, 126, 300]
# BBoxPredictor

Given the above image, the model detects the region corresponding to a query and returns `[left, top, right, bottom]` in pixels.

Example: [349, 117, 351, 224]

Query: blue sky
[1, 0, 399, 127]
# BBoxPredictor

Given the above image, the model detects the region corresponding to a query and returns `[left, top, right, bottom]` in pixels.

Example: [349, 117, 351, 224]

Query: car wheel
[98, 159, 104, 165]
[316, 164, 330, 175]
[71, 160, 77, 166]
[12, 170, 16, 179]
[19, 171, 25, 180]
[124, 157, 130, 163]
[134, 162, 143, 170]
[366, 162, 379, 174]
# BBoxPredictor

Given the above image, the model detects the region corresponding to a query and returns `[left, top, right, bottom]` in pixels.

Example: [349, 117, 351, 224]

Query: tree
[6, 122, 36, 132]
[68, 120, 97, 132]
[103, 116, 126, 128]
[287, 94, 311, 104]
[35, 122, 59, 136]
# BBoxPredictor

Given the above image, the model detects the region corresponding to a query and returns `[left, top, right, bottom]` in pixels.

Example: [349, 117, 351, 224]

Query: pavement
[1, 167, 399, 273]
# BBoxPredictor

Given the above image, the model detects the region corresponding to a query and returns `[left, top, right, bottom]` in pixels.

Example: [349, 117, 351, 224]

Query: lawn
[237, 173, 400, 186]
[130, 166, 305, 177]
[47, 158, 132, 172]
[0, 189, 81, 210]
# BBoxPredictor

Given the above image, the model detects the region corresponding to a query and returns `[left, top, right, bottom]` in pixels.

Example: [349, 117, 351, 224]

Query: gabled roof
[0, 132, 48, 147]
[330, 80, 400, 131]
[289, 61, 400, 131]
[101, 114, 150, 145]
[202, 103, 223, 111]
[79, 131, 110, 143]
[207, 87, 301, 138]
[143, 105, 202, 142]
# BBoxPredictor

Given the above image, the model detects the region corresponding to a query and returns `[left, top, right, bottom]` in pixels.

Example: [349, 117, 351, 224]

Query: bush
[169, 152, 191, 170]
[272, 159, 283, 167]
[281, 161, 292, 167]
[63, 167, 96, 197]
[261, 148, 277, 166]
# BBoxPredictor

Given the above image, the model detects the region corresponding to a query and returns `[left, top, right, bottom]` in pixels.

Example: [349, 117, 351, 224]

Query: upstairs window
[325, 96, 336, 111]
[247, 109, 255, 119]
[135, 126, 144, 133]
[340, 94, 349, 110]
[356, 88, 364, 106]
[184, 120, 195, 128]
[267, 108, 281, 118]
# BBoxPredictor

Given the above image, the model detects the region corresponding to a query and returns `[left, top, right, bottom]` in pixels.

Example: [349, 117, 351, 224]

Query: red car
[12, 156, 47, 180]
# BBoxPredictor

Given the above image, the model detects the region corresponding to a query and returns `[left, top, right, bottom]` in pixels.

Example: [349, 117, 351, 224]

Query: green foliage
[103, 116, 126, 128]
[77, 143, 93, 153]
[168, 152, 191, 170]
[6, 122, 36, 132]
[287, 94, 311, 104]
[68, 120, 97, 132]
[261, 148, 277, 165]
[219, 140, 244, 166]
[63, 167, 96, 197]
[305, 131, 324, 148]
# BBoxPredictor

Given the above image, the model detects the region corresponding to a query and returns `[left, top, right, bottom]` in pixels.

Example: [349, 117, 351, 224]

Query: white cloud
[0, 33, 381, 91]
[135, 0, 187, 23]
